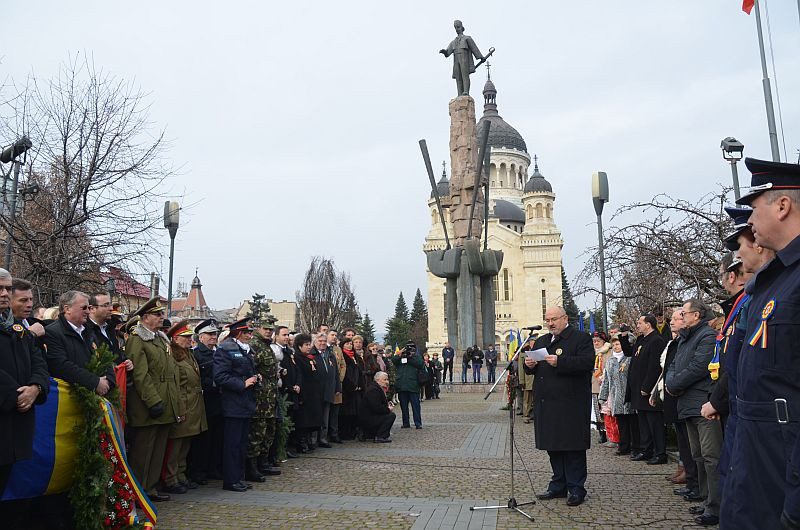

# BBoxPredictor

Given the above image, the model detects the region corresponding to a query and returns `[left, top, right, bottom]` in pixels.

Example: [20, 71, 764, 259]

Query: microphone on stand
[522, 325, 542, 331]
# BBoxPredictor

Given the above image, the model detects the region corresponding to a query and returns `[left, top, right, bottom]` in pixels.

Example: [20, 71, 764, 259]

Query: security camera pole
[721, 137, 744, 201]
[164, 201, 180, 317]
[1, 136, 33, 269]
[592, 172, 609, 333]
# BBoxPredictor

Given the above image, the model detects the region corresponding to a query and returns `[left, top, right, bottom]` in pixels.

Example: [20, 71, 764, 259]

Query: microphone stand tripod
[470, 330, 536, 522]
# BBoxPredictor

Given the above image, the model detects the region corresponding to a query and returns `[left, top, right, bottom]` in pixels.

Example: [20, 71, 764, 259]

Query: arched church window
[526, 204, 533, 220]
[536, 204, 544, 218]
[432, 209, 438, 225]
[546, 204, 552, 219]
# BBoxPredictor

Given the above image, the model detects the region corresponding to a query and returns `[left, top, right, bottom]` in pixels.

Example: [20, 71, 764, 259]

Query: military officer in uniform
[246, 322, 281, 481]
[125, 297, 181, 502]
[720, 158, 800, 529]
[213, 318, 259, 492]
[524, 306, 594, 507]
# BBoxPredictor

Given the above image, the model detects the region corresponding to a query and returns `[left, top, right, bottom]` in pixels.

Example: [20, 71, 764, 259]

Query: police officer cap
[723, 206, 752, 251]
[727, 253, 743, 272]
[227, 317, 254, 334]
[736, 157, 800, 205]
[195, 318, 220, 335]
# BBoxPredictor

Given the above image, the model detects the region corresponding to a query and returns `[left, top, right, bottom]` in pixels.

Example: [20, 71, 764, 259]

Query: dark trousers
[461, 364, 468, 383]
[361, 412, 396, 439]
[422, 383, 434, 399]
[616, 414, 640, 453]
[222, 417, 250, 487]
[398, 391, 422, 427]
[487, 364, 496, 383]
[188, 413, 224, 480]
[675, 420, 699, 493]
[128, 423, 171, 495]
[472, 364, 482, 382]
[638, 410, 666, 458]
[442, 360, 454, 382]
[547, 450, 587, 497]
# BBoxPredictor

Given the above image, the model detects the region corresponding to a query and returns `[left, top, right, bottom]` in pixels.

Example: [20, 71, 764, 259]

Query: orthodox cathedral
[424, 75, 565, 350]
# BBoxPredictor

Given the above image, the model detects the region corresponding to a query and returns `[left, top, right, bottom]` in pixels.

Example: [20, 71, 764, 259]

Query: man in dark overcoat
[524, 306, 594, 507]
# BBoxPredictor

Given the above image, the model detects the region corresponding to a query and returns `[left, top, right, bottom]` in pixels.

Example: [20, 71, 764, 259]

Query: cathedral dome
[477, 76, 528, 153]
[524, 158, 552, 193]
[490, 199, 525, 224]
[430, 165, 450, 199]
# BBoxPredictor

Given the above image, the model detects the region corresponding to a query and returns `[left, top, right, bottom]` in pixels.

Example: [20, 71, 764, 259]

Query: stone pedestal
[448, 96, 484, 248]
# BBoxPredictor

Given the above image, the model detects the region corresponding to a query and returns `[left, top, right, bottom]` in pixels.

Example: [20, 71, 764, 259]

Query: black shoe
[162, 483, 187, 494]
[415, 425, 422, 429]
[536, 490, 568, 500]
[630, 453, 650, 461]
[257, 455, 271, 474]
[245, 458, 266, 482]
[673, 487, 694, 496]
[695, 514, 719, 526]
[286, 451, 298, 459]
[401, 425, 410, 429]
[150, 493, 171, 502]
[374, 437, 392, 443]
[317, 441, 332, 448]
[223, 483, 248, 492]
[566, 494, 585, 507]
[262, 467, 281, 476]
[182, 480, 199, 490]
[646, 455, 668, 465]
[615, 449, 631, 456]
[330, 436, 343, 444]
[684, 493, 706, 502]
[236, 481, 253, 490]
[688, 506, 705, 515]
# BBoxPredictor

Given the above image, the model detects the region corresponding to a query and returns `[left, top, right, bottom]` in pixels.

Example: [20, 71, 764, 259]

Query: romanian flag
[743, 0, 754, 14]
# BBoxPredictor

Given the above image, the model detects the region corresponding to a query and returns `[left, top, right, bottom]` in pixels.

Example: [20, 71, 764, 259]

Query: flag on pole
[394, 344, 400, 354]
[589, 312, 596, 333]
[578, 311, 585, 332]
[508, 329, 518, 355]
[742, 0, 754, 14]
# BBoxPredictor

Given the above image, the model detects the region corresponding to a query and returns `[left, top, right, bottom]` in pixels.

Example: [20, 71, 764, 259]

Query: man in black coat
[441, 343, 455, 383]
[359, 372, 395, 442]
[524, 306, 594, 507]
[0, 270, 49, 497]
[313, 333, 340, 448]
[621, 314, 667, 464]
[45, 290, 115, 394]
[189, 318, 223, 483]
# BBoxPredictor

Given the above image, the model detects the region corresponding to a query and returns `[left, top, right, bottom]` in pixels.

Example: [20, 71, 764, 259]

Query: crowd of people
[507, 157, 800, 529]
[0, 282, 448, 527]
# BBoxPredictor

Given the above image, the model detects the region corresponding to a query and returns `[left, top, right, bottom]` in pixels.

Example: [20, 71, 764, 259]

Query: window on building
[526, 204, 533, 220]
[503, 269, 512, 301]
[493, 276, 499, 301]
[546, 204, 552, 218]
[541, 289, 547, 321]
[536, 204, 544, 218]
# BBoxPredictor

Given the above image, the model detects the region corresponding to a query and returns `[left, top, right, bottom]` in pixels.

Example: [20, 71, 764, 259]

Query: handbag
[417, 366, 430, 385]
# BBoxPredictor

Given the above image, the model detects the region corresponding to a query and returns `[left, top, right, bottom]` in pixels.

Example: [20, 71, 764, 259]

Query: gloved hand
[148, 402, 164, 419]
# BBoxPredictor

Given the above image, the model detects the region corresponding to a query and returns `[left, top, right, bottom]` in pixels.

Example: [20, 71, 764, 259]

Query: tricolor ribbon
[710, 292, 749, 379]
[747, 299, 776, 349]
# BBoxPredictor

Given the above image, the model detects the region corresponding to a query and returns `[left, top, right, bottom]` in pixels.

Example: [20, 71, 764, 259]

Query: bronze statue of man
[440, 20, 485, 97]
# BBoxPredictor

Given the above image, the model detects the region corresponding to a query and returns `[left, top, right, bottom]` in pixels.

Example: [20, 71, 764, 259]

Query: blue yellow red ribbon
[747, 298, 776, 348]
[710, 292, 749, 379]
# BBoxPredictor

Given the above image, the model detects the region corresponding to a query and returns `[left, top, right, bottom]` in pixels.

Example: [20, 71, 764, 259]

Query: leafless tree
[574, 188, 732, 321]
[0, 56, 174, 305]
[296, 256, 360, 333]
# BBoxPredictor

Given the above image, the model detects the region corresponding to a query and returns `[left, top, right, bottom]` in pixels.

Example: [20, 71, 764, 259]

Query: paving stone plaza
[157, 377, 699, 529]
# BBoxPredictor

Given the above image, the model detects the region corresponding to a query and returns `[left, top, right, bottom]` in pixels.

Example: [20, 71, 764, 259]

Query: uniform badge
[747, 298, 776, 349]
[11, 324, 23, 332]
[555, 348, 563, 356]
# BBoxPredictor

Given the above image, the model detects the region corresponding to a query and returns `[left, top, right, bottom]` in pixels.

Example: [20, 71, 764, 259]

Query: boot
[257, 454, 271, 474]
[245, 458, 266, 482]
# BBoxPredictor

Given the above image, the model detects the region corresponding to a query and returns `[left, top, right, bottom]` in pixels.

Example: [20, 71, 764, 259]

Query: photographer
[392, 341, 424, 429]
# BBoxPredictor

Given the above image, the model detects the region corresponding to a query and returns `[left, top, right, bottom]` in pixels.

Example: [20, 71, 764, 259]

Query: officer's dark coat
[0, 321, 49, 466]
[295, 353, 324, 430]
[212, 338, 257, 419]
[524, 325, 594, 451]
[45, 315, 116, 391]
[193, 342, 222, 419]
[279, 346, 302, 408]
[313, 346, 340, 404]
[721, 235, 800, 529]
[621, 332, 666, 411]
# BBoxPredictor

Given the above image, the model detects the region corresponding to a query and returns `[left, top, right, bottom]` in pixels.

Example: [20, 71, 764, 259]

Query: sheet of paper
[526, 348, 549, 362]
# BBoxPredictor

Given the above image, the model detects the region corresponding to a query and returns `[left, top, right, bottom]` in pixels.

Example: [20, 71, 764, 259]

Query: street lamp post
[721, 137, 745, 201]
[163, 201, 180, 317]
[1, 136, 33, 269]
[591, 171, 610, 334]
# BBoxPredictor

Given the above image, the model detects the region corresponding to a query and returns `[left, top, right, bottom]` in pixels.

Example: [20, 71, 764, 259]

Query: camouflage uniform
[383, 353, 397, 400]
[247, 334, 278, 459]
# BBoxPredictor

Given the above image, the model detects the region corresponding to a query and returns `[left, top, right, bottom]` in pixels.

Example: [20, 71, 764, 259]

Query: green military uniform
[383, 353, 397, 401]
[126, 321, 181, 497]
[247, 334, 278, 461]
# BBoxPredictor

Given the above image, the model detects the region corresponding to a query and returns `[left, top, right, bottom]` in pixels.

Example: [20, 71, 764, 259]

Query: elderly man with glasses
[664, 299, 721, 526]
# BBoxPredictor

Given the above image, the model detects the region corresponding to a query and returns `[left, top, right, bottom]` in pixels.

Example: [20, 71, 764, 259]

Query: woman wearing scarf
[591, 332, 612, 444]
[338, 336, 365, 440]
[163, 320, 207, 494]
[293, 333, 324, 453]
[599, 336, 636, 455]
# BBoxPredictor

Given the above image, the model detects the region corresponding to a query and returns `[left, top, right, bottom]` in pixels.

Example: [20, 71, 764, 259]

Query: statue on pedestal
[440, 20, 493, 97]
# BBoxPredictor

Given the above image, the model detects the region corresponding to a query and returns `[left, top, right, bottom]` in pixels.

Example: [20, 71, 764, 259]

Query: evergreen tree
[561, 267, 580, 326]
[385, 292, 411, 347]
[409, 288, 428, 347]
[357, 312, 376, 345]
[247, 292, 277, 327]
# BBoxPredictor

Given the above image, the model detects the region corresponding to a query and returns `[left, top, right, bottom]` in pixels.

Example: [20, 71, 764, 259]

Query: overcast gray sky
[3, 1, 799, 328]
